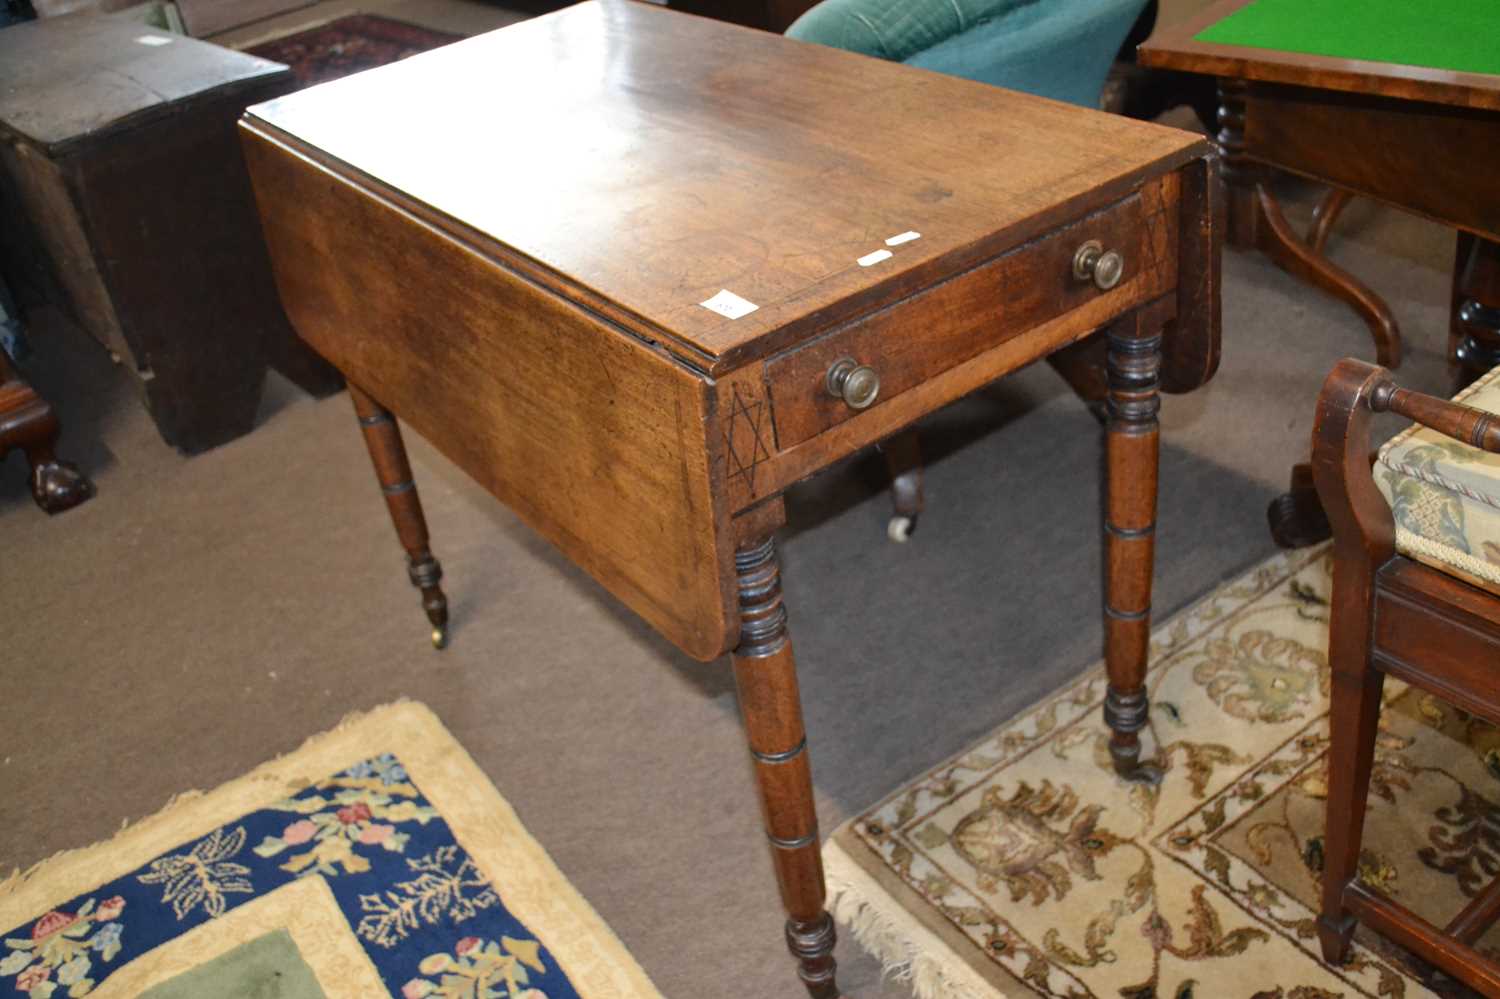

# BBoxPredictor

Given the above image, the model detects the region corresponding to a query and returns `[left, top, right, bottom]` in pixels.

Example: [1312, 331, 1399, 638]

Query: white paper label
[136, 35, 173, 45]
[858, 249, 894, 267]
[700, 289, 759, 320]
[885, 231, 921, 246]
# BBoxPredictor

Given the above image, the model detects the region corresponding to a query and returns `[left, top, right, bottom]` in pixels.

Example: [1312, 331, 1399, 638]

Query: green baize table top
[1196, 0, 1500, 78]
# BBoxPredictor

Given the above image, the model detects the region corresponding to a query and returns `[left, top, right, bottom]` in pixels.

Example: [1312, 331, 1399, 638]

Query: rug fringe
[823, 840, 1002, 999]
[0, 699, 414, 907]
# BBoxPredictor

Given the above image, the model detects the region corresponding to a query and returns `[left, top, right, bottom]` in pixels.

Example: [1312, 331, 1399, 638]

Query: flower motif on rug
[1189, 630, 1328, 724]
[252, 754, 438, 877]
[0, 754, 583, 999]
[402, 934, 549, 998]
[1, 896, 126, 998]
[948, 781, 1126, 904]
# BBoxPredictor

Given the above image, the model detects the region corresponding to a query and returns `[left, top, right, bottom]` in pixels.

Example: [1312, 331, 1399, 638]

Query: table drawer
[765, 192, 1166, 447]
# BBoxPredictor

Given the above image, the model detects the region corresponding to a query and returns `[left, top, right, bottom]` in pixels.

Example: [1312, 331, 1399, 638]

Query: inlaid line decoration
[1140, 179, 1173, 289]
[725, 382, 774, 494]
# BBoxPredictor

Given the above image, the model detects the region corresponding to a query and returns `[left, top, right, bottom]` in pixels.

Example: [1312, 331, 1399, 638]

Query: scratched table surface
[243, 0, 1202, 373]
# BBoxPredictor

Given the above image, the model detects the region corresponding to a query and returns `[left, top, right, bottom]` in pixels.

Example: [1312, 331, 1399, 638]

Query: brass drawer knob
[826, 357, 880, 410]
[1072, 240, 1124, 291]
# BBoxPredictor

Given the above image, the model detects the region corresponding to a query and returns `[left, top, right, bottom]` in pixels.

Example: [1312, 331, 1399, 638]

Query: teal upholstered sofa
[786, 0, 1152, 108]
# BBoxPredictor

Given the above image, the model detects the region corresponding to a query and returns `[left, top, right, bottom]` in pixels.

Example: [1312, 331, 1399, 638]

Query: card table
[1139, 0, 1500, 547]
[240, 3, 1220, 993]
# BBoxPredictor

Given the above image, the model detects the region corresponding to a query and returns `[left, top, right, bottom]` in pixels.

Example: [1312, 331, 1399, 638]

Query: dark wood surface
[241, 4, 1220, 992]
[1138, 0, 1500, 112]
[0, 12, 341, 454]
[0, 14, 287, 151]
[1313, 358, 1500, 992]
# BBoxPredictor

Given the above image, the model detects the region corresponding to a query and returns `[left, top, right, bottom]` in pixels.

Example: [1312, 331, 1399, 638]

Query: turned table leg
[1103, 317, 1162, 783]
[731, 538, 840, 999]
[1451, 235, 1500, 392]
[348, 383, 450, 649]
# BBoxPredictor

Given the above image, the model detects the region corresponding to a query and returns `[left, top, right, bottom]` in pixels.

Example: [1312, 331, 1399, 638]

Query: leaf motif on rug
[357, 845, 500, 948]
[137, 827, 253, 920]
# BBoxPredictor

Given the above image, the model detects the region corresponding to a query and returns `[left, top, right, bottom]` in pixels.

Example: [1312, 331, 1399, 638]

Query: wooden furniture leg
[1217, 79, 1401, 368]
[348, 383, 450, 649]
[1268, 462, 1332, 549]
[1103, 314, 1162, 782]
[880, 430, 924, 542]
[730, 537, 839, 999]
[1312, 367, 1391, 962]
[1307, 186, 1353, 256]
[1451, 235, 1500, 392]
[0, 350, 93, 514]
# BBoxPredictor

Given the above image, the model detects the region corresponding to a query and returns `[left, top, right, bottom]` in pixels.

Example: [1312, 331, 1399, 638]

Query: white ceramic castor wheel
[888, 515, 915, 543]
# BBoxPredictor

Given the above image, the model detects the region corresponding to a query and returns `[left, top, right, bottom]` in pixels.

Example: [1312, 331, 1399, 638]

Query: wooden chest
[0, 13, 338, 453]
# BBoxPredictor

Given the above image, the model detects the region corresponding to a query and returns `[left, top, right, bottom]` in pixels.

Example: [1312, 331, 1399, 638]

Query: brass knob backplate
[1072, 240, 1125, 291]
[826, 357, 880, 410]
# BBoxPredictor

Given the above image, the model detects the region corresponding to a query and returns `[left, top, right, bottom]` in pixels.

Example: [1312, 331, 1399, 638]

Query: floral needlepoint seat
[1375, 361, 1500, 592]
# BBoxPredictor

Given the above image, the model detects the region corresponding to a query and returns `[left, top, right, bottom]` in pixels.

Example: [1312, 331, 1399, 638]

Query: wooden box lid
[0, 13, 289, 153]
[244, 0, 1206, 372]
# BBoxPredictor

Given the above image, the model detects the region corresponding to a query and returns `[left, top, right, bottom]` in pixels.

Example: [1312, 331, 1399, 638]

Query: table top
[1139, 0, 1500, 113]
[243, 0, 1206, 373]
[0, 13, 288, 152]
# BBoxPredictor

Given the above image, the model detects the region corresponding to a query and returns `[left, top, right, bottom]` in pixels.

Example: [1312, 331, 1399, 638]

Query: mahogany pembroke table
[239, 3, 1222, 994]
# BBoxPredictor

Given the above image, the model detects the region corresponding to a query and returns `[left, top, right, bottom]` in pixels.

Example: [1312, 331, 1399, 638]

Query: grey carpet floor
[0, 161, 1461, 995]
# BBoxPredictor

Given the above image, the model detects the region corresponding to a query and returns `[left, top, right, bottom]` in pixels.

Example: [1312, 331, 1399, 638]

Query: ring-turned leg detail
[1452, 236, 1500, 392]
[1104, 320, 1163, 783]
[348, 383, 450, 649]
[730, 538, 839, 999]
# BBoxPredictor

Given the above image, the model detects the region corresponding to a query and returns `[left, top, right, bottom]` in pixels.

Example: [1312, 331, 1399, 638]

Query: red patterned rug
[245, 14, 462, 88]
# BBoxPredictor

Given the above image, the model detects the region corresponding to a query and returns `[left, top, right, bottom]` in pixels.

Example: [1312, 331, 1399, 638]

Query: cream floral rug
[0, 702, 662, 998]
[826, 544, 1500, 999]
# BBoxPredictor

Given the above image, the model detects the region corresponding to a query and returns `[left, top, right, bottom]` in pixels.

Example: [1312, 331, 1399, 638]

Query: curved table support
[1307, 186, 1353, 257]
[1217, 79, 1401, 370]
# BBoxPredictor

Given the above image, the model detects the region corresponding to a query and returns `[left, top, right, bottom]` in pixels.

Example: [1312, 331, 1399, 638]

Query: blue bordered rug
[0, 702, 662, 999]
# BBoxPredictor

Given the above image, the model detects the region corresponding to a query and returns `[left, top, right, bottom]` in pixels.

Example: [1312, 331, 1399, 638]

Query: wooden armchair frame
[1314, 358, 1500, 994]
